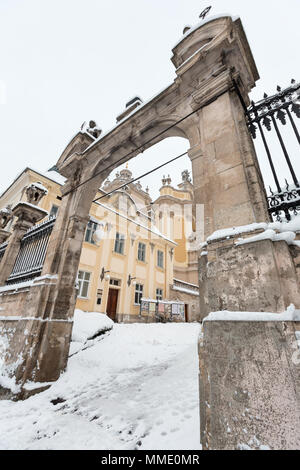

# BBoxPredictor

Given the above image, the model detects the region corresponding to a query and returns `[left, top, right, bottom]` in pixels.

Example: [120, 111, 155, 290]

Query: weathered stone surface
[199, 320, 300, 450]
[199, 237, 300, 319]
[0, 229, 10, 244]
[0, 15, 290, 395]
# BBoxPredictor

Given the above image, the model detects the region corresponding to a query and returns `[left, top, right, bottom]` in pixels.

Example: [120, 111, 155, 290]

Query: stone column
[18, 166, 105, 384]
[189, 89, 270, 243]
[185, 83, 298, 318]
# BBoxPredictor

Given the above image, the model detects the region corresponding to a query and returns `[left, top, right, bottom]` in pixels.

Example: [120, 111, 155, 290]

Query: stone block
[199, 321, 300, 450]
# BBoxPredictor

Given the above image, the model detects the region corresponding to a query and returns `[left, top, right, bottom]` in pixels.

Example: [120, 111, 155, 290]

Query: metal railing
[6, 216, 56, 285]
[247, 80, 300, 221]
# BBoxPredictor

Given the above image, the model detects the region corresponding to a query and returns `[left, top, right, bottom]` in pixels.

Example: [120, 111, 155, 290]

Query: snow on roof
[175, 42, 212, 71]
[29, 182, 48, 193]
[173, 278, 199, 289]
[84, 80, 174, 154]
[172, 285, 199, 296]
[12, 201, 49, 215]
[172, 14, 239, 50]
[37, 169, 66, 186]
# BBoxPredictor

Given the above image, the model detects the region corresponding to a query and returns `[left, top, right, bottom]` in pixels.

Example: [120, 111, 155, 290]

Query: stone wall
[199, 237, 300, 320]
[0, 277, 73, 396]
[199, 320, 300, 450]
[169, 287, 200, 322]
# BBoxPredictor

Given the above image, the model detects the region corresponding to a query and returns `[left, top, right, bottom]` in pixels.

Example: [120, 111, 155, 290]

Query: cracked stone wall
[199, 320, 300, 450]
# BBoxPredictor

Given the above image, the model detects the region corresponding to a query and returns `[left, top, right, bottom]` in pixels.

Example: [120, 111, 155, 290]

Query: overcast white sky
[0, 0, 299, 200]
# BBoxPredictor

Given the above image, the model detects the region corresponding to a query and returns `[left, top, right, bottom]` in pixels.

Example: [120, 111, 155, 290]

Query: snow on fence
[6, 216, 56, 285]
[140, 298, 185, 322]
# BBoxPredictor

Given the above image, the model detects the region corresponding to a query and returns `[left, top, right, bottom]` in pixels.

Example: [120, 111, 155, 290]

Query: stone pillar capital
[12, 202, 48, 227]
[0, 229, 11, 245]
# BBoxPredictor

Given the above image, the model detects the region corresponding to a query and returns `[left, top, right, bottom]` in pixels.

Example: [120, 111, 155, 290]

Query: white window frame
[157, 250, 164, 268]
[134, 283, 143, 305]
[114, 232, 125, 254]
[156, 288, 163, 301]
[77, 270, 91, 299]
[85, 220, 98, 245]
[138, 242, 146, 262]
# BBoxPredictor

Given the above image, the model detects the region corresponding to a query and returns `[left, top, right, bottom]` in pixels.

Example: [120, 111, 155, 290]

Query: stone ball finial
[25, 182, 48, 206]
[0, 205, 13, 229]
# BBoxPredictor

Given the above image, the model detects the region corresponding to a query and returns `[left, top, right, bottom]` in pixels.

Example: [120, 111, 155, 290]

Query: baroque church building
[0, 164, 200, 323]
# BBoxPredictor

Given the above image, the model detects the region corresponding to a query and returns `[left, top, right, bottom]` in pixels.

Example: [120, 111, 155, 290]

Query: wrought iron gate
[4, 216, 56, 285]
[246, 80, 300, 221]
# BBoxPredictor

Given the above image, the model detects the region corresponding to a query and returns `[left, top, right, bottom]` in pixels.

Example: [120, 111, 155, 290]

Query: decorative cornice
[192, 67, 236, 107]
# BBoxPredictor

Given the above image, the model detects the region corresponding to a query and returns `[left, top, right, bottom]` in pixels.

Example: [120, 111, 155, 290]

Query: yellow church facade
[0, 166, 200, 322]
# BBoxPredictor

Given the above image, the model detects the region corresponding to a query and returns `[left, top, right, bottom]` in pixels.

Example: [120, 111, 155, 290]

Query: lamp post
[100, 267, 110, 282]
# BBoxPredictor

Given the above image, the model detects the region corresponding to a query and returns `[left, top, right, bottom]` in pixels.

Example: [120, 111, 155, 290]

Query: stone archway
[0, 15, 278, 389]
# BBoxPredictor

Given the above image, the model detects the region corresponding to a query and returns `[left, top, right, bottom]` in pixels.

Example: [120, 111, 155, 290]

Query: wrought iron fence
[247, 80, 300, 221]
[6, 216, 56, 285]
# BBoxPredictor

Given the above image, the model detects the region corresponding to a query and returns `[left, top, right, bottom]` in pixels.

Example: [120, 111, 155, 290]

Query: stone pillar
[199, 318, 300, 450]
[0, 187, 48, 285]
[184, 73, 300, 319]
[16, 165, 104, 384]
[189, 89, 270, 243]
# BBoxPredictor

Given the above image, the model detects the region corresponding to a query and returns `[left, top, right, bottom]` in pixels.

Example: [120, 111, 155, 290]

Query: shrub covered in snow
[71, 310, 114, 343]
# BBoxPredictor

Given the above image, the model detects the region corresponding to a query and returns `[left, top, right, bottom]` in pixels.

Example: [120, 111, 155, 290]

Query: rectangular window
[134, 283, 143, 305]
[114, 232, 125, 254]
[157, 250, 164, 268]
[156, 288, 163, 301]
[50, 204, 59, 218]
[77, 270, 91, 298]
[97, 288, 103, 305]
[110, 278, 121, 287]
[85, 220, 98, 244]
[138, 242, 146, 262]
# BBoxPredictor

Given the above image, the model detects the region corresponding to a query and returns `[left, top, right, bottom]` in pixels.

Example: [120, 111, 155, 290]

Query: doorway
[184, 304, 188, 323]
[106, 288, 119, 322]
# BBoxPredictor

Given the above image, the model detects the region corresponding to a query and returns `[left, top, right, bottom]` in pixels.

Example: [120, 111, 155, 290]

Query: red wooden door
[106, 288, 119, 322]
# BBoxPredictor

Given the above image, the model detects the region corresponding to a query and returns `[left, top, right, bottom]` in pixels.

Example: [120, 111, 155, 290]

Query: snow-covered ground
[0, 322, 201, 450]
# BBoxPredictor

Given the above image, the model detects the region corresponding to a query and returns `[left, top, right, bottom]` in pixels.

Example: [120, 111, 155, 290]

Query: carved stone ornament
[0, 205, 13, 229]
[25, 182, 48, 206]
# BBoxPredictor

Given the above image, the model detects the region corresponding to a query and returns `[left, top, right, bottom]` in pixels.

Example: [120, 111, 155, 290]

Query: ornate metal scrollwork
[267, 180, 300, 221]
[199, 6, 212, 20]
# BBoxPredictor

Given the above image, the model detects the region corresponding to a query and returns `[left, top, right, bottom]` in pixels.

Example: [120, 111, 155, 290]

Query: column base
[199, 319, 300, 450]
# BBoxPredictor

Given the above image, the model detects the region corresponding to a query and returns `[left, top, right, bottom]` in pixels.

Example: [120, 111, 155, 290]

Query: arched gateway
[0, 14, 299, 404]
